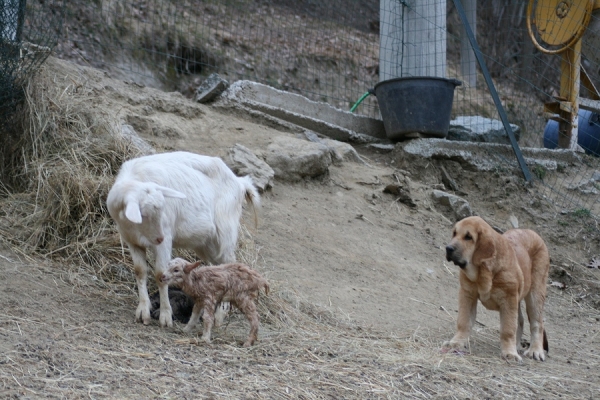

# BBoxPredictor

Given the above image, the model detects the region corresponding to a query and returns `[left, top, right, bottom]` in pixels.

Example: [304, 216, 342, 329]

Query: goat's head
[120, 181, 186, 245]
[161, 258, 202, 285]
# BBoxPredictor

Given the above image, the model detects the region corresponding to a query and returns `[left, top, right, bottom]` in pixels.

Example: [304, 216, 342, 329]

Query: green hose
[350, 91, 372, 113]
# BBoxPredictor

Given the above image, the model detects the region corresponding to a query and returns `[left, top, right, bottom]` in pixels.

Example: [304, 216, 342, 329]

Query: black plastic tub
[373, 76, 462, 141]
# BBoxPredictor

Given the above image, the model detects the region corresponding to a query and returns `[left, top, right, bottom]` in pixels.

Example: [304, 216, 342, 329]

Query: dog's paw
[523, 347, 546, 361]
[502, 350, 523, 363]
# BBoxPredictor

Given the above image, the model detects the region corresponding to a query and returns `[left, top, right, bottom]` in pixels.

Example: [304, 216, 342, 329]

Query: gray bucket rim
[373, 76, 462, 91]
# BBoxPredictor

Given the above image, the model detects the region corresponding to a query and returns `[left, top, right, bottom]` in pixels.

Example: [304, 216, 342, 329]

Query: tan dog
[443, 216, 549, 361]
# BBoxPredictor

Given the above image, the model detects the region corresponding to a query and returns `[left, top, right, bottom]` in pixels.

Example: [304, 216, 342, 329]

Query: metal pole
[452, 0, 532, 182]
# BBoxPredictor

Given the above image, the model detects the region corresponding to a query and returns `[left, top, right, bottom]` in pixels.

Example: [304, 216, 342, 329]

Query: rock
[565, 168, 600, 194]
[195, 73, 229, 103]
[298, 130, 322, 143]
[439, 165, 460, 192]
[383, 183, 402, 195]
[567, 180, 600, 195]
[366, 143, 395, 153]
[225, 144, 274, 192]
[296, 131, 365, 164]
[383, 184, 416, 208]
[321, 138, 365, 164]
[266, 136, 332, 182]
[448, 116, 521, 144]
[120, 124, 155, 155]
[431, 189, 473, 221]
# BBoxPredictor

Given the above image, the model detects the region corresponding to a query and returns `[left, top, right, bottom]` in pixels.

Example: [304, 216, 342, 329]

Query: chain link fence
[0, 0, 63, 124]
[0, 0, 64, 184]
[42, 0, 600, 216]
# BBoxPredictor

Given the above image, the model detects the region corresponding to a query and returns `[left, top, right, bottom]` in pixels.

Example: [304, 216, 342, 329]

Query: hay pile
[0, 62, 150, 286]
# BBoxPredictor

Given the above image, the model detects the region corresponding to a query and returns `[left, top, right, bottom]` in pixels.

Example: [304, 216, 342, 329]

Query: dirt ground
[1, 57, 599, 399]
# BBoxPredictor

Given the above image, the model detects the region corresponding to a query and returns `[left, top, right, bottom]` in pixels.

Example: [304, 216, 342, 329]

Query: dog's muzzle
[446, 245, 466, 269]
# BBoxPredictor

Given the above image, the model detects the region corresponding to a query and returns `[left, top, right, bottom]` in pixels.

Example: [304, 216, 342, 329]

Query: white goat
[106, 151, 259, 328]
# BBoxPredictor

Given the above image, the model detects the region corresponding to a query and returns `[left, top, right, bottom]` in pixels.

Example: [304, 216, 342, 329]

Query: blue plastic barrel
[543, 109, 600, 156]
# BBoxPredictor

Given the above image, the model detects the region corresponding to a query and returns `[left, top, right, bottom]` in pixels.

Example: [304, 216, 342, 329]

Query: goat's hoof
[441, 340, 468, 353]
[136, 307, 151, 325]
[159, 313, 173, 328]
[134, 315, 148, 325]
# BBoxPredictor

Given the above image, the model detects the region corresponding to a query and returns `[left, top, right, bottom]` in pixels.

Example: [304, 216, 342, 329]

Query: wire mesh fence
[0, 0, 63, 124]
[0, 0, 64, 183]
[54, 0, 381, 116]
[19, 0, 600, 217]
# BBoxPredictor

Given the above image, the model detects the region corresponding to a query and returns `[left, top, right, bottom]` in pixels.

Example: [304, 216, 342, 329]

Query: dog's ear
[472, 226, 496, 269]
[184, 261, 202, 274]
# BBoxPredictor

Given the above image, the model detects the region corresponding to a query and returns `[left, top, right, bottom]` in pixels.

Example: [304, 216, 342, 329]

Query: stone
[266, 136, 332, 182]
[447, 116, 521, 144]
[195, 73, 229, 103]
[120, 124, 155, 155]
[321, 138, 365, 164]
[225, 144, 275, 193]
[296, 131, 365, 164]
[383, 184, 416, 208]
[366, 143, 395, 153]
[431, 190, 473, 221]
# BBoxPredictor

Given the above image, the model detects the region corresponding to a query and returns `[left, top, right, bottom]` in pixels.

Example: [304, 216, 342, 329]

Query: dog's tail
[543, 329, 549, 353]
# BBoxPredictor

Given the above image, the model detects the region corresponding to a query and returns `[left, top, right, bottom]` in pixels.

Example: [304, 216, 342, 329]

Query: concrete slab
[216, 80, 387, 143]
[393, 138, 583, 173]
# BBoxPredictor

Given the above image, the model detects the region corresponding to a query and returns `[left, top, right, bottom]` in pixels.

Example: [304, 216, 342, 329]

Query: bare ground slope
[0, 57, 599, 398]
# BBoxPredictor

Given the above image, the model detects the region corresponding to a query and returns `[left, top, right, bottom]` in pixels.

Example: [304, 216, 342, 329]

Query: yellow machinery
[527, 0, 600, 149]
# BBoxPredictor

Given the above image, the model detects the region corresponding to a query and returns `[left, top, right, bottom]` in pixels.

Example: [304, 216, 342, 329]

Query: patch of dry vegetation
[1, 265, 596, 398]
[58, 0, 382, 115]
[0, 67, 147, 283]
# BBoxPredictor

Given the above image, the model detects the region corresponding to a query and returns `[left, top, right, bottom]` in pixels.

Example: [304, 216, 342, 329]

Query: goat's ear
[184, 261, 202, 274]
[155, 184, 186, 199]
[124, 200, 143, 224]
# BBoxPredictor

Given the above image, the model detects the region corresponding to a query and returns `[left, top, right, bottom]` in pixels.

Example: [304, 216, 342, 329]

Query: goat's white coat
[107, 151, 259, 327]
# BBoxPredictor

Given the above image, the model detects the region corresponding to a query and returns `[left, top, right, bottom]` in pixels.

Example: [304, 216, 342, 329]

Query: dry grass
[0, 65, 151, 292]
[1, 258, 598, 398]
[1, 247, 598, 399]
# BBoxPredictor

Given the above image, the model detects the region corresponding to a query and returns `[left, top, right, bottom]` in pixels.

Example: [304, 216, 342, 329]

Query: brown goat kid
[161, 258, 269, 347]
